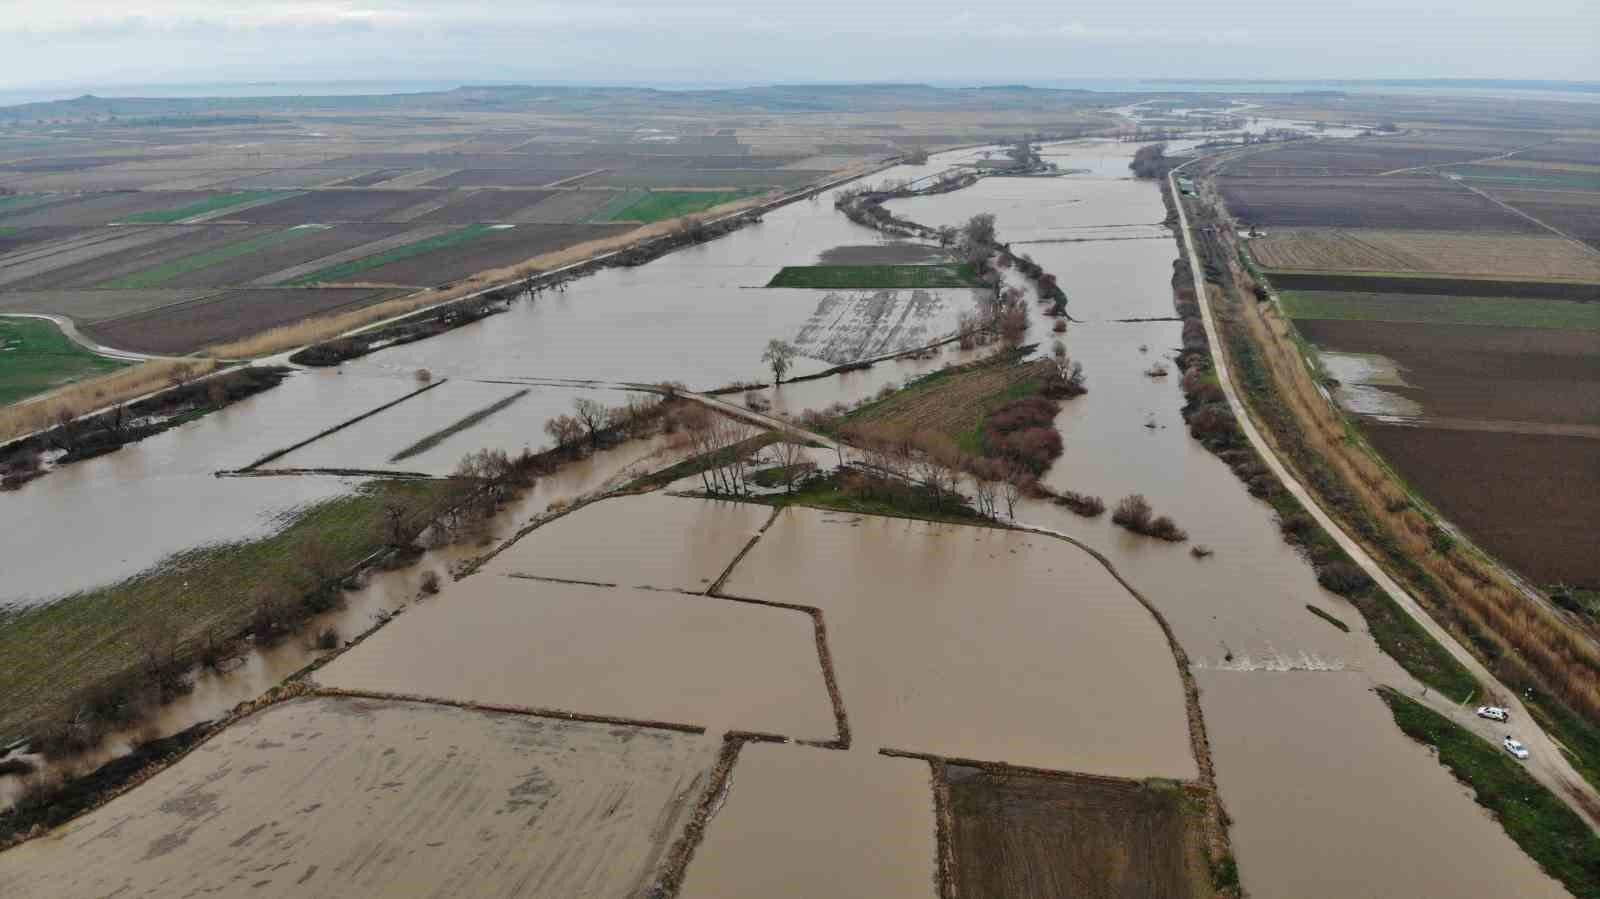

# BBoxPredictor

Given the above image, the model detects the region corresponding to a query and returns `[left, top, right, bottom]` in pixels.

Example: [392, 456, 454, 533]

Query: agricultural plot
[681, 745, 939, 898]
[723, 508, 1196, 778]
[0, 225, 274, 291]
[1218, 176, 1544, 232]
[573, 169, 827, 189]
[482, 494, 772, 592]
[1281, 290, 1600, 330]
[407, 188, 555, 223]
[0, 288, 218, 323]
[768, 263, 980, 289]
[1249, 229, 1600, 281]
[423, 169, 594, 188]
[229, 189, 437, 224]
[1510, 140, 1600, 167]
[119, 190, 295, 223]
[81, 287, 398, 354]
[1444, 165, 1600, 190]
[1221, 140, 1488, 176]
[599, 189, 760, 222]
[791, 288, 970, 364]
[0, 697, 721, 899]
[948, 767, 1214, 899]
[97, 225, 330, 288]
[0, 192, 234, 228]
[525, 188, 631, 222]
[1481, 186, 1600, 251]
[329, 168, 409, 187]
[312, 576, 839, 740]
[1265, 271, 1600, 300]
[0, 316, 127, 405]
[1296, 319, 1600, 425]
[283, 221, 631, 286]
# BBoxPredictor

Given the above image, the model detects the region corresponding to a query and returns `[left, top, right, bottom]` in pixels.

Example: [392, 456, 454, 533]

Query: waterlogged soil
[1198, 672, 1567, 899]
[482, 494, 771, 592]
[723, 507, 1196, 779]
[1318, 350, 1426, 417]
[0, 696, 720, 898]
[790, 288, 973, 365]
[313, 577, 838, 740]
[680, 744, 938, 898]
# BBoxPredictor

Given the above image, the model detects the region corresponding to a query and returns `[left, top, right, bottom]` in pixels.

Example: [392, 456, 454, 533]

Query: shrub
[1112, 494, 1154, 531]
[1191, 544, 1214, 558]
[1052, 319, 1067, 332]
[414, 368, 433, 383]
[1316, 561, 1373, 596]
[316, 628, 340, 650]
[0, 757, 37, 777]
[1148, 515, 1188, 542]
[419, 570, 441, 595]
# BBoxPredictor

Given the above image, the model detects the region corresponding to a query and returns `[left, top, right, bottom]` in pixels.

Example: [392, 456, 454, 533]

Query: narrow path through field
[1455, 179, 1600, 256]
[1170, 162, 1600, 831]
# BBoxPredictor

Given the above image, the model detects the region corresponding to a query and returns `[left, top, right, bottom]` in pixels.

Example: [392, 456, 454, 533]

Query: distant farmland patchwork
[1224, 130, 1600, 586]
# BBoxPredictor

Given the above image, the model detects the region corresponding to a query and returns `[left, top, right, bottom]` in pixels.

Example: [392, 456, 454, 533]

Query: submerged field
[768, 262, 980, 289]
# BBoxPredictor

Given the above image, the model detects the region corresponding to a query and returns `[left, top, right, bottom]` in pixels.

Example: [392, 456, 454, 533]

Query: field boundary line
[232, 377, 448, 472]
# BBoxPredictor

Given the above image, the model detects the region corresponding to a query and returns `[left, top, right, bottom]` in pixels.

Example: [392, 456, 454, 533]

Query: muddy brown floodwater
[724, 507, 1197, 779]
[481, 493, 772, 592]
[888, 137, 1571, 896]
[313, 574, 839, 741]
[0, 696, 721, 898]
[681, 743, 939, 898]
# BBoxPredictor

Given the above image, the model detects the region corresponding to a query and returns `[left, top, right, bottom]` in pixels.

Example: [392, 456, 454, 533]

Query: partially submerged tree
[762, 339, 798, 387]
[572, 397, 607, 448]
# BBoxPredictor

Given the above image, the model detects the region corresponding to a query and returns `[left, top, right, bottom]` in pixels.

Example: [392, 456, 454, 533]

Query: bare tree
[572, 397, 607, 448]
[544, 413, 584, 450]
[762, 339, 798, 387]
[771, 436, 813, 494]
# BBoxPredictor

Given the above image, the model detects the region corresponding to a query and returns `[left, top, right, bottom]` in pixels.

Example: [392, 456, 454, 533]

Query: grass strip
[1377, 687, 1600, 898]
[389, 388, 528, 462]
[120, 190, 295, 224]
[605, 189, 757, 223]
[1305, 604, 1350, 632]
[98, 226, 324, 289]
[1281, 290, 1600, 331]
[0, 317, 129, 406]
[0, 479, 451, 742]
[282, 224, 496, 285]
[767, 263, 982, 289]
[0, 194, 54, 218]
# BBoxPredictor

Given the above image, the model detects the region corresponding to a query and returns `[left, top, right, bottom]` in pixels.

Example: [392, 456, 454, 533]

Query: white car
[1477, 706, 1510, 722]
[1503, 737, 1530, 760]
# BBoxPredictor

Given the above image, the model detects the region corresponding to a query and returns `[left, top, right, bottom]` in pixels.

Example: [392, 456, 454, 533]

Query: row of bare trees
[842, 420, 1035, 518]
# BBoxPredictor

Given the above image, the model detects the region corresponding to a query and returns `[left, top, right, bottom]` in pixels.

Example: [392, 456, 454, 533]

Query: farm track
[1458, 178, 1600, 254]
[1172, 162, 1600, 832]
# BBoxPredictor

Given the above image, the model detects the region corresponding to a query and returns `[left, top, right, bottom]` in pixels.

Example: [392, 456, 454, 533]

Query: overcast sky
[2, 0, 1596, 91]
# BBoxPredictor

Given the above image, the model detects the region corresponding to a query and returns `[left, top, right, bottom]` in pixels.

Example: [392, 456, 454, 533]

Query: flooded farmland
[0, 696, 720, 898]
[313, 573, 839, 740]
[724, 507, 1197, 779]
[681, 744, 938, 898]
[2, 124, 1584, 899]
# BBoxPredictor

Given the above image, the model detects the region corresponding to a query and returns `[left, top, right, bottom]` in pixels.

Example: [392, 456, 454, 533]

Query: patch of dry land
[312, 575, 837, 740]
[0, 696, 720, 898]
[723, 507, 1196, 779]
[481, 494, 772, 591]
[681, 744, 939, 898]
[1248, 228, 1600, 281]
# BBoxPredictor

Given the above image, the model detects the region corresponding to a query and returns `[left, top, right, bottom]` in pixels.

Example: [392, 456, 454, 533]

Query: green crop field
[603, 189, 758, 223]
[98, 225, 326, 289]
[585, 189, 647, 223]
[0, 316, 129, 405]
[766, 263, 981, 289]
[1445, 166, 1600, 190]
[281, 223, 497, 285]
[121, 190, 297, 224]
[1281, 290, 1600, 331]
